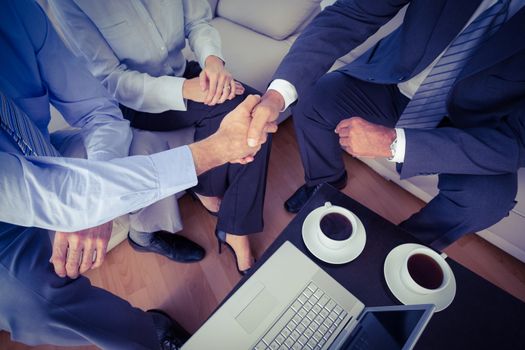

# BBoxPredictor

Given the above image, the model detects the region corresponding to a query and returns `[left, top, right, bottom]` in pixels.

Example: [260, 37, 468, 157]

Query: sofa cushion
[211, 17, 293, 92]
[217, 0, 322, 40]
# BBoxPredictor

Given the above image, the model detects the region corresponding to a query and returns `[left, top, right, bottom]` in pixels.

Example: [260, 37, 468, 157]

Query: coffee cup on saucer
[302, 202, 366, 264]
[317, 203, 357, 250]
[384, 243, 456, 312]
[400, 247, 452, 295]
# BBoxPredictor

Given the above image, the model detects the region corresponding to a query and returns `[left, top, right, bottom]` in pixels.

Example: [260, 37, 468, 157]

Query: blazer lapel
[412, 0, 482, 75]
[459, 7, 525, 80]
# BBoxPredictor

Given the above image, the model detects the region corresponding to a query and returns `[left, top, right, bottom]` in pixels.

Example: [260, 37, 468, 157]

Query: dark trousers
[293, 71, 517, 249]
[0, 224, 159, 349]
[121, 62, 270, 235]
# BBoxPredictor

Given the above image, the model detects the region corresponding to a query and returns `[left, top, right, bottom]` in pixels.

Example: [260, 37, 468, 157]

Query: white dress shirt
[49, 0, 224, 113]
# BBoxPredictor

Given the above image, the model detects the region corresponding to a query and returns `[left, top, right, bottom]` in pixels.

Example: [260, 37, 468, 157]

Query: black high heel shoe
[215, 230, 254, 276]
[187, 189, 218, 217]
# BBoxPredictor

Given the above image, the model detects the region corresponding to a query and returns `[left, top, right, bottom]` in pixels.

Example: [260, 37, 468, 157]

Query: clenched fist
[51, 221, 112, 279]
[335, 117, 396, 158]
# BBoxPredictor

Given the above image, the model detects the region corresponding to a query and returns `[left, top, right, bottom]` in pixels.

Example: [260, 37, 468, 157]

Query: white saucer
[384, 243, 456, 312]
[302, 206, 366, 264]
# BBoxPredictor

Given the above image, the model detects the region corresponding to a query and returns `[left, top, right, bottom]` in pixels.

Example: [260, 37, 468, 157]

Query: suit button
[398, 76, 405, 81]
[368, 77, 375, 81]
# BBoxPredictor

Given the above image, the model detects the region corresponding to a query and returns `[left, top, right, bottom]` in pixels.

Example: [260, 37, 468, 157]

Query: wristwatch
[388, 136, 398, 161]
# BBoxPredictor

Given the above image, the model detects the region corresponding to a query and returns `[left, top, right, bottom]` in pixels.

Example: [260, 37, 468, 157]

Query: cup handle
[440, 252, 448, 260]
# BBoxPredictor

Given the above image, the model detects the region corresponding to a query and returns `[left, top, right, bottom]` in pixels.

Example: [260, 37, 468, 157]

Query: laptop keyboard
[253, 282, 349, 350]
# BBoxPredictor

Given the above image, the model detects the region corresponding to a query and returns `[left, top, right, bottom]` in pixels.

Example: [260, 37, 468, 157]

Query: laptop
[183, 241, 435, 350]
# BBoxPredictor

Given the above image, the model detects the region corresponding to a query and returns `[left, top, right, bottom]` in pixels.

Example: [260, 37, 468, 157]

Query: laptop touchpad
[235, 284, 277, 333]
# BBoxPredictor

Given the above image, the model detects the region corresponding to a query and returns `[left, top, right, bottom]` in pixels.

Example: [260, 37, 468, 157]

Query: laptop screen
[342, 306, 432, 350]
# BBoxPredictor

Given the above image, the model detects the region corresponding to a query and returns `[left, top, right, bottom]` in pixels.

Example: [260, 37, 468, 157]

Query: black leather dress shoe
[128, 231, 205, 263]
[148, 309, 190, 350]
[284, 173, 348, 213]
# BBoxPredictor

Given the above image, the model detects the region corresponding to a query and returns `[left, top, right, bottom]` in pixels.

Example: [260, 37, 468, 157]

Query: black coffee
[407, 254, 444, 290]
[319, 213, 353, 241]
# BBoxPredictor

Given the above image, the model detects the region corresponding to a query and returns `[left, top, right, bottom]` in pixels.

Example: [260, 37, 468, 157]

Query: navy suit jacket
[273, 0, 525, 179]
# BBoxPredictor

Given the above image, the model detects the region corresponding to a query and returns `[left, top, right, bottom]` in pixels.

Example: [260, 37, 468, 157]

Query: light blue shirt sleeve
[48, 0, 223, 114]
[0, 147, 197, 232]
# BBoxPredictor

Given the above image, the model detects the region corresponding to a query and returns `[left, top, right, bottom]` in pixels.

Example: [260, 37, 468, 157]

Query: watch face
[389, 137, 398, 160]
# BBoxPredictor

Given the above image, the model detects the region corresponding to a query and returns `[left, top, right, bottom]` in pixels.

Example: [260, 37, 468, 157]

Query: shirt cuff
[146, 75, 187, 112]
[267, 79, 298, 111]
[388, 128, 406, 163]
[150, 146, 198, 198]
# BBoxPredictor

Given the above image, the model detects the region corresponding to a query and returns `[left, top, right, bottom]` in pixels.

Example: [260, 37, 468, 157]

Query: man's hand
[199, 55, 244, 105]
[335, 117, 396, 158]
[189, 94, 274, 174]
[51, 221, 112, 279]
[183, 77, 244, 104]
[248, 90, 284, 147]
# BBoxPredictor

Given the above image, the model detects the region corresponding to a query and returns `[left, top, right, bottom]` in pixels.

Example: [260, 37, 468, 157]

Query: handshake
[188, 92, 283, 175]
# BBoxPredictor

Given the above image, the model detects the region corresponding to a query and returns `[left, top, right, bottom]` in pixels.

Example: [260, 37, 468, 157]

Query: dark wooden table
[238, 184, 525, 349]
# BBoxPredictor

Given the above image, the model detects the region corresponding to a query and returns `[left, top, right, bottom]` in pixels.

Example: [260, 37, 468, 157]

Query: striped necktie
[0, 91, 60, 157]
[396, 0, 510, 129]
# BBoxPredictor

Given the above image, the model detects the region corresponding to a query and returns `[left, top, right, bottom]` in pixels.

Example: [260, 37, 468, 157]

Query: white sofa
[45, 0, 525, 262]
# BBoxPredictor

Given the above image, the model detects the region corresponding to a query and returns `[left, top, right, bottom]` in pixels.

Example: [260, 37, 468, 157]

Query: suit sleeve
[272, 0, 409, 97]
[401, 104, 525, 177]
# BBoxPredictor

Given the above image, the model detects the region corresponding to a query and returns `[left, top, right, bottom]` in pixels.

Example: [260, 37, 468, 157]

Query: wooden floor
[2, 119, 525, 349]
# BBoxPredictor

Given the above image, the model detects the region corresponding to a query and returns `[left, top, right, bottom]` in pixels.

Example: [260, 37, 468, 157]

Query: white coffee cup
[316, 202, 357, 250]
[399, 247, 452, 295]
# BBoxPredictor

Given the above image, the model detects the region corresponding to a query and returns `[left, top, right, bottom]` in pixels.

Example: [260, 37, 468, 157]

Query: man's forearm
[188, 136, 228, 175]
[189, 94, 263, 173]
[0, 149, 197, 232]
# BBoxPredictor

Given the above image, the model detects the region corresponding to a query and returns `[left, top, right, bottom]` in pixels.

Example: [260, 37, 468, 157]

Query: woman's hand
[183, 77, 244, 104]
[199, 55, 244, 105]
